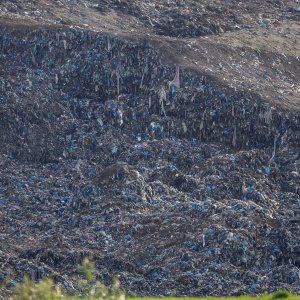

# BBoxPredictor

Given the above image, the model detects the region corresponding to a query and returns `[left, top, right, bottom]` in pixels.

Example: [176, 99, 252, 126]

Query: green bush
[272, 290, 292, 299]
[11, 258, 125, 300]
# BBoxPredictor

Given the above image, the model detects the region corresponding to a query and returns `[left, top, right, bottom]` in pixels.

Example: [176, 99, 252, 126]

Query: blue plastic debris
[190, 242, 200, 251]
[27, 176, 34, 182]
[171, 84, 175, 94]
[149, 198, 159, 205]
[86, 169, 96, 178]
[147, 270, 162, 282]
[262, 165, 270, 176]
[290, 271, 297, 283]
[82, 185, 93, 197]
[9, 280, 17, 289]
[0, 272, 5, 281]
[206, 228, 214, 237]
[17, 182, 24, 189]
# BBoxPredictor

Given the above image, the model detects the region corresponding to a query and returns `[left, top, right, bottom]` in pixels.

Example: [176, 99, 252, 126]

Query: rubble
[0, 0, 300, 298]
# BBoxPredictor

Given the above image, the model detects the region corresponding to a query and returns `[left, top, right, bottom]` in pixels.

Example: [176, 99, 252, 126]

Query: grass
[9, 287, 300, 300]
[140, 292, 300, 300]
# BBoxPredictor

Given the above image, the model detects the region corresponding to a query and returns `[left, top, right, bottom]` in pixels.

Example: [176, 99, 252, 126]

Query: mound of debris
[1, 0, 299, 38]
[0, 0, 299, 298]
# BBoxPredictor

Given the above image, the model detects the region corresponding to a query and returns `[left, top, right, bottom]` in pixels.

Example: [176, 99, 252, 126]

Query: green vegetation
[9, 259, 125, 300]
[140, 292, 300, 300]
[11, 277, 125, 300]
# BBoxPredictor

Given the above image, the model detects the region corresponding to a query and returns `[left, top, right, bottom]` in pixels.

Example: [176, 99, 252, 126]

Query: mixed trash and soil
[0, 0, 299, 298]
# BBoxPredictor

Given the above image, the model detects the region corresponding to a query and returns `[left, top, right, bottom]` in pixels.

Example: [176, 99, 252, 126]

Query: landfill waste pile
[0, 0, 300, 298]
[1, 0, 300, 38]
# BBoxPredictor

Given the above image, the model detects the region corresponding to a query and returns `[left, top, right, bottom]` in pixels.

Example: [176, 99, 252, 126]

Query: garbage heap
[0, 27, 299, 297]
[1, 0, 298, 38]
